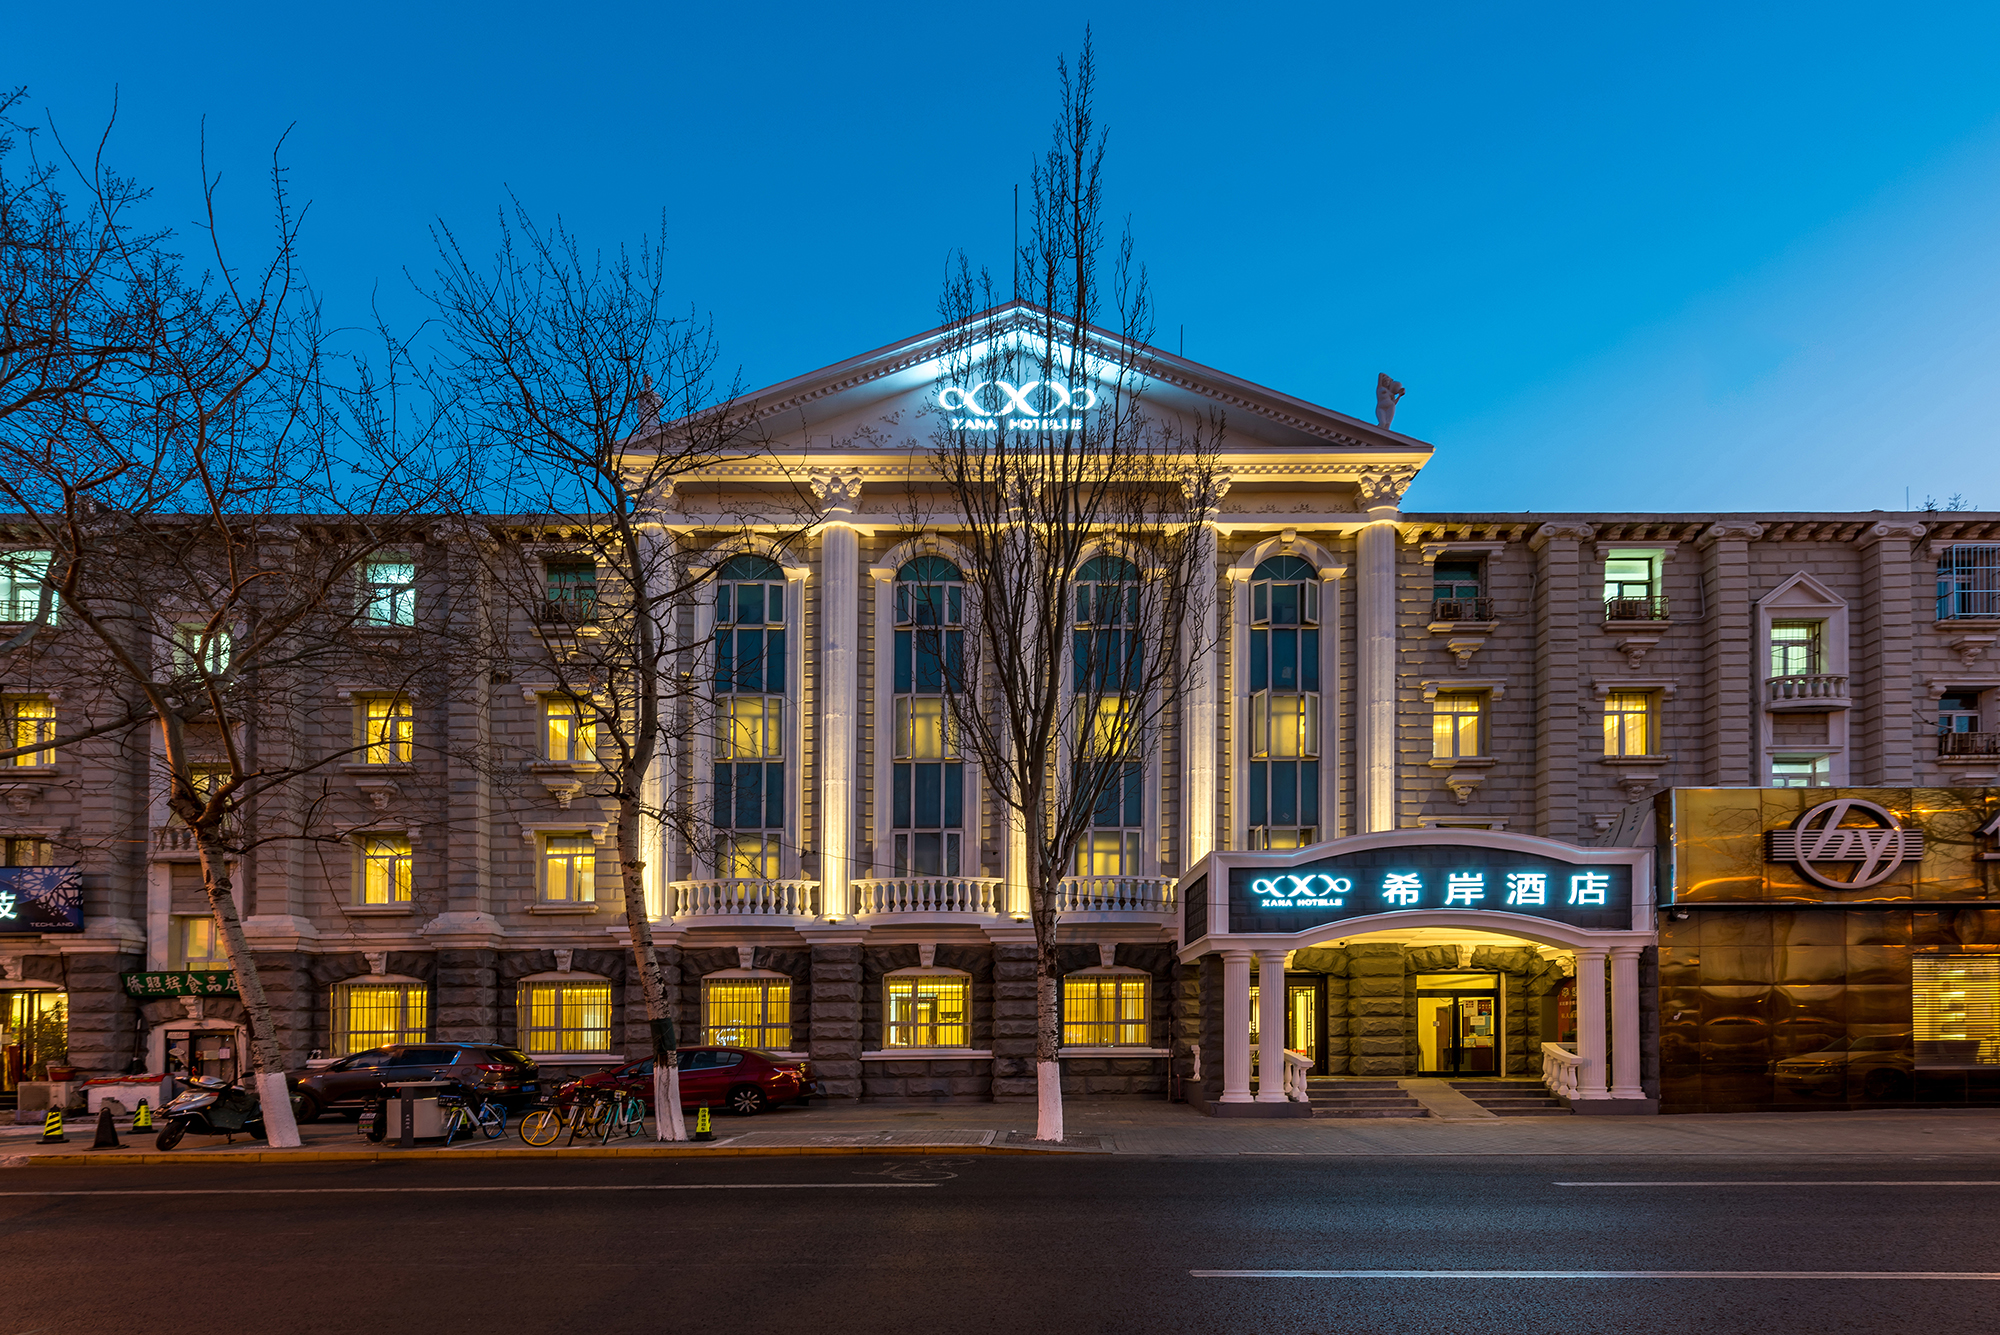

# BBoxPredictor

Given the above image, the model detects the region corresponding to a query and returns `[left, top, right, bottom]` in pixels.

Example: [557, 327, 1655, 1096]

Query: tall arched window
[893, 556, 964, 876]
[713, 554, 787, 878]
[1074, 554, 1143, 876]
[1248, 555, 1319, 849]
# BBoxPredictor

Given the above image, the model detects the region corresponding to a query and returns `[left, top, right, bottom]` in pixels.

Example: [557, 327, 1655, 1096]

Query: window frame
[891, 556, 968, 879]
[1431, 691, 1487, 760]
[1939, 690, 1983, 735]
[354, 833, 413, 905]
[358, 557, 417, 628]
[5, 695, 55, 767]
[882, 969, 972, 1050]
[1601, 690, 1657, 758]
[540, 832, 597, 904]
[1061, 969, 1151, 1048]
[359, 694, 414, 765]
[701, 971, 793, 1050]
[332, 978, 431, 1056]
[542, 694, 599, 765]
[516, 977, 614, 1055]
[1937, 545, 2000, 621]
[709, 553, 790, 880]
[1768, 620, 1825, 678]
[1769, 754, 1832, 788]
[170, 914, 230, 971]
[0, 550, 56, 625]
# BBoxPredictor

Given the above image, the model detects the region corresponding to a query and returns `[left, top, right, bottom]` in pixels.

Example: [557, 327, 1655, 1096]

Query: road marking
[1193, 1271, 2000, 1280]
[1556, 1181, 2000, 1187]
[0, 1183, 939, 1197]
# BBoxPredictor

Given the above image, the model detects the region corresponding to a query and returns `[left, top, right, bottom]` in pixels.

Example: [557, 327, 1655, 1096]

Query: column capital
[1219, 946, 1256, 962]
[1698, 520, 1764, 546]
[1528, 521, 1595, 551]
[1854, 520, 1927, 548]
[809, 468, 867, 519]
[1608, 942, 1646, 960]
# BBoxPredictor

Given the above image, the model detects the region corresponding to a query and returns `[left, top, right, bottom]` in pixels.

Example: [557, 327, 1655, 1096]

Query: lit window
[884, 972, 970, 1049]
[357, 834, 412, 904]
[171, 915, 230, 971]
[1076, 762, 1144, 875]
[333, 981, 429, 1055]
[542, 834, 596, 903]
[1602, 691, 1654, 757]
[1912, 956, 2000, 1064]
[4, 837, 53, 866]
[359, 559, 416, 627]
[6, 696, 54, 767]
[172, 624, 233, 676]
[714, 553, 788, 879]
[0, 550, 56, 624]
[703, 974, 792, 1049]
[518, 979, 612, 1053]
[1432, 692, 1484, 760]
[544, 559, 598, 623]
[1063, 971, 1149, 1047]
[361, 695, 413, 764]
[1938, 545, 2000, 620]
[543, 695, 597, 763]
[1770, 755, 1831, 788]
[1602, 552, 1662, 619]
[1769, 621, 1823, 677]
[1249, 555, 1319, 848]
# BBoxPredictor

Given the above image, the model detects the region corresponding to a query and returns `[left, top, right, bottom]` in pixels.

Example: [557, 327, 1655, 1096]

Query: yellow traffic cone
[39, 1108, 67, 1144]
[134, 1100, 153, 1130]
[693, 1105, 713, 1142]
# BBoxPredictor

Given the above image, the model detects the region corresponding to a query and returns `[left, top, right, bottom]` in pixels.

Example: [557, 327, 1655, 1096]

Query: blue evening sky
[10, 2, 2000, 513]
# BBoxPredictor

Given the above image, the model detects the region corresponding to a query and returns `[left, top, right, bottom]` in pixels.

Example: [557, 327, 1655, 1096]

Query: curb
[1, 1142, 1104, 1167]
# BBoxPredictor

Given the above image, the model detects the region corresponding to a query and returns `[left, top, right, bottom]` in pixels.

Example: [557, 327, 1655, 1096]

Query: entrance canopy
[1177, 827, 1656, 959]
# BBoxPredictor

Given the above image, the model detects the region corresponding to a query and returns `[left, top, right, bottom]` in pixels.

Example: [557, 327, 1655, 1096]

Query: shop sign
[1764, 798, 1926, 890]
[1229, 846, 1631, 932]
[0, 866, 83, 934]
[122, 970, 238, 999]
[938, 379, 1096, 431]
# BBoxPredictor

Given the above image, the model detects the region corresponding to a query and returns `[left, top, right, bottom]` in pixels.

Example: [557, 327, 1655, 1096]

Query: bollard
[90, 1106, 124, 1150]
[692, 1105, 713, 1142]
[39, 1108, 68, 1144]
[134, 1099, 153, 1130]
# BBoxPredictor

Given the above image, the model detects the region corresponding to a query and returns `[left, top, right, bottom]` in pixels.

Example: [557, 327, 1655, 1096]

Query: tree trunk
[617, 795, 686, 1140]
[197, 832, 300, 1148]
[1028, 854, 1064, 1143]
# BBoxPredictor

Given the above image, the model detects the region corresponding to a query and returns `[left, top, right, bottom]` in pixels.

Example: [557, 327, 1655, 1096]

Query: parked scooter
[154, 1075, 266, 1150]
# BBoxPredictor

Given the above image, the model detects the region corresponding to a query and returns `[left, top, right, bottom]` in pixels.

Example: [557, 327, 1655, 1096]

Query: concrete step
[1312, 1107, 1431, 1118]
[1445, 1080, 1571, 1116]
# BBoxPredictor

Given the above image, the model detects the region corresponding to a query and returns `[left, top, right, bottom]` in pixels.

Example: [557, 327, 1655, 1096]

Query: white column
[1355, 507, 1400, 833]
[1573, 948, 1610, 1099]
[1220, 949, 1254, 1103]
[811, 469, 864, 920]
[1182, 523, 1221, 866]
[1256, 950, 1289, 1102]
[1610, 944, 1645, 1100]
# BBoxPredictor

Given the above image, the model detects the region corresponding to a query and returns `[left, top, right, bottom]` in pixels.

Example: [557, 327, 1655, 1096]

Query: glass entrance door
[1415, 973, 1500, 1076]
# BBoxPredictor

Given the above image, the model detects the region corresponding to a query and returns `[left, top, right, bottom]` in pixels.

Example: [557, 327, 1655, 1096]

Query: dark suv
[289, 1044, 540, 1122]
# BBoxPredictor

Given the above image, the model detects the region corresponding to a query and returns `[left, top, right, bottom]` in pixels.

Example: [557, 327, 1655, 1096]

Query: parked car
[1772, 1033, 1913, 1101]
[573, 1047, 810, 1116]
[289, 1044, 540, 1122]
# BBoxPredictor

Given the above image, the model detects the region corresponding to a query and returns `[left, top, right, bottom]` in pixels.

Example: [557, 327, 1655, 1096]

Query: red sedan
[576, 1046, 810, 1116]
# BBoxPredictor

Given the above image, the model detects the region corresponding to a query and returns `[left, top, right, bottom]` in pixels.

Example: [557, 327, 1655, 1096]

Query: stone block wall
[991, 941, 1036, 1100]
[809, 942, 862, 1100]
[1346, 943, 1409, 1076]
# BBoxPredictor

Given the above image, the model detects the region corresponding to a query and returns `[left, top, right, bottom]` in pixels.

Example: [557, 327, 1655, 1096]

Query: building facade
[5, 307, 1999, 1115]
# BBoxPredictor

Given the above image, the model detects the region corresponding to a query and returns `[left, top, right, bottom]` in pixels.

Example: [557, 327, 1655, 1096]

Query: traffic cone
[90, 1106, 123, 1150]
[692, 1105, 713, 1142]
[133, 1100, 153, 1130]
[38, 1108, 67, 1144]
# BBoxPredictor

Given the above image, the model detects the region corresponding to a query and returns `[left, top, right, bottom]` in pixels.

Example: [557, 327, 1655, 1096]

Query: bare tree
[0, 106, 458, 1147]
[426, 204, 766, 1139]
[925, 39, 1223, 1141]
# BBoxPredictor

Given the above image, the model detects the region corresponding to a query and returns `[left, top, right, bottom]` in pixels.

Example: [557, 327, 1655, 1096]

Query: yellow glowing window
[518, 980, 612, 1053]
[717, 695, 783, 759]
[1432, 692, 1484, 759]
[1913, 956, 2000, 1063]
[1250, 692, 1318, 759]
[893, 696, 954, 760]
[1602, 691, 1653, 757]
[362, 695, 413, 764]
[1063, 972, 1149, 1047]
[7, 696, 54, 767]
[3, 837, 53, 866]
[703, 976, 792, 1049]
[542, 835, 596, 902]
[884, 972, 970, 1049]
[357, 835, 412, 904]
[715, 833, 781, 881]
[171, 915, 230, 971]
[333, 982, 428, 1055]
[1084, 696, 1135, 756]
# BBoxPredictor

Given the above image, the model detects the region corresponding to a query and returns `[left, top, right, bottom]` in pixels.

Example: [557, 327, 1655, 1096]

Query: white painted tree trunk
[654, 1063, 687, 1140]
[1035, 1059, 1064, 1143]
[256, 1071, 301, 1148]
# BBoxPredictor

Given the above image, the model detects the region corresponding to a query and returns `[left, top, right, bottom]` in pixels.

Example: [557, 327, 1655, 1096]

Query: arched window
[893, 556, 964, 877]
[712, 554, 787, 878]
[1248, 555, 1320, 849]
[1073, 554, 1143, 876]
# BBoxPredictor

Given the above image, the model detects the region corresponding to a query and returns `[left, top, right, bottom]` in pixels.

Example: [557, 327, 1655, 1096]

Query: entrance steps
[1306, 1078, 1429, 1118]
[1447, 1079, 1570, 1116]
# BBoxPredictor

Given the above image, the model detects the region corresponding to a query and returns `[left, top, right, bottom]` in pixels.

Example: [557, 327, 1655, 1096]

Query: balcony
[1765, 673, 1851, 712]
[1429, 597, 1494, 624]
[854, 876, 1003, 918]
[1056, 875, 1177, 917]
[530, 595, 601, 642]
[1939, 731, 2000, 760]
[668, 878, 819, 921]
[1604, 596, 1670, 623]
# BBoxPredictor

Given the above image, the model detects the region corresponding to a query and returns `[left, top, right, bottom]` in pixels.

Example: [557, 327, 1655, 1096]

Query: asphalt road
[5, 1154, 1999, 1334]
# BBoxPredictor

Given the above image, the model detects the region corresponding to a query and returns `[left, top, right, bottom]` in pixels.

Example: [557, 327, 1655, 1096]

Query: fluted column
[1255, 950, 1290, 1102]
[1220, 949, 1254, 1103]
[1610, 944, 1644, 1100]
[1354, 470, 1410, 833]
[812, 470, 864, 919]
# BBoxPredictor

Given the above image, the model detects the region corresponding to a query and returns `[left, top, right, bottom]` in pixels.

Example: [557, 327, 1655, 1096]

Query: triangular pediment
[1759, 570, 1846, 609]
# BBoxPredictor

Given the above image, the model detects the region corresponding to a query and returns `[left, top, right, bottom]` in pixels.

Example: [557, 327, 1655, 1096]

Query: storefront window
[332, 981, 429, 1055]
[1913, 956, 2000, 1066]
[703, 974, 792, 1049]
[518, 979, 612, 1053]
[1062, 972, 1148, 1046]
[883, 971, 969, 1049]
[2, 990, 66, 1088]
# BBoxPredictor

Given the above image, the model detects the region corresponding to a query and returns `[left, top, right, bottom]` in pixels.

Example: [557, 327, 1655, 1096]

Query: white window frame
[354, 833, 413, 905]
[358, 694, 414, 765]
[358, 557, 417, 627]
[5, 695, 55, 768]
[540, 832, 597, 903]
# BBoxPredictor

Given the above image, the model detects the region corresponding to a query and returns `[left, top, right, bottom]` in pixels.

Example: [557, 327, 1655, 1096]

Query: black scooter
[155, 1075, 266, 1150]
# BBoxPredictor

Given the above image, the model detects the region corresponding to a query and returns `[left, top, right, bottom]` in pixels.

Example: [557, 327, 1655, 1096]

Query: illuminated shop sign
[938, 380, 1096, 431]
[0, 866, 83, 934]
[1228, 846, 1631, 931]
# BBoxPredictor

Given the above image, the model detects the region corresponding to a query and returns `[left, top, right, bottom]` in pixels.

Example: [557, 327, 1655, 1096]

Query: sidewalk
[7, 1098, 2000, 1165]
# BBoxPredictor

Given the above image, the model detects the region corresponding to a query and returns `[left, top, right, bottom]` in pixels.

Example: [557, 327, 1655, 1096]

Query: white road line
[1556, 1181, 2000, 1187]
[1192, 1271, 2000, 1280]
[0, 1183, 938, 1197]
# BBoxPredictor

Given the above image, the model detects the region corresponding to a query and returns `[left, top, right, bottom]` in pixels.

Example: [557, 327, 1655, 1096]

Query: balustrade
[669, 878, 818, 918]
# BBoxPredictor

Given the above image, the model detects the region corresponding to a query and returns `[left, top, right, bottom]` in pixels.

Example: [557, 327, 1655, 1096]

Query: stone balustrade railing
[1765, 673, 1849, 705]
[853, 876, 1004, 916]
[1541, 1041, 1584, 1100]
[1056, 875, 1177, 914]
[670, 878, 819, 918]
[1283, 1049, 1314, 1102]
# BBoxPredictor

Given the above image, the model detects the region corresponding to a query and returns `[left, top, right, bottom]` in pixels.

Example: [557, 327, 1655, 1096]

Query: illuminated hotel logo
[939, 380, 1096, 431]
[1765, 797, 1925, 890]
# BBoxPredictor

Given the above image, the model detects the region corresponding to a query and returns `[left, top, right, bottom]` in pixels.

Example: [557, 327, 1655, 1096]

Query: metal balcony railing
[1603, 596, 1670, 622]
[532, 594, 599, 626]
[1430, 597, 1494, 623]
[1939, 731, 2000, 757]
[1766, 673, 1850, 706]
[854, 876, 1003, 916]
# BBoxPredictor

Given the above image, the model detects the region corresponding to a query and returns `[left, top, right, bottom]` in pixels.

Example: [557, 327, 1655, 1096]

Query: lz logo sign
[939, 380, 1096, 431]
[1765, 798, 1926, 889]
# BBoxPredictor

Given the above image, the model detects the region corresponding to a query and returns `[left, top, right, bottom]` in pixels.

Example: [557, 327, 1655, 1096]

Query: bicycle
[601, 1087, 647, 1140]
[518, 1083, 606, 1146]
[439, 1085, 507, 1145]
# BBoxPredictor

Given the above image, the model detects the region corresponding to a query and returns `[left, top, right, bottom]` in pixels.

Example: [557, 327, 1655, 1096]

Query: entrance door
[164, 1029, 239, 1084]
[1415, 973, 1501, 1076]
[3, 990, 67, 1092]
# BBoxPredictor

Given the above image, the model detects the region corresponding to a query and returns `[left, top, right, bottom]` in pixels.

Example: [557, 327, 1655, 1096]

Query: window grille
[1602, 691, 1654, 757]
[1912, 956, 2000, 1064]
[1938, 545, 2000, 620]
[884, 972, 970, 1048]
[1432, 692, 1484, 760]
[1249, 555, 1320, 848]
[359, 559, 416, 627]
[6, 696, 54, 767]
[894, 556, 965, 877]
[333, 981, 429, 1055]
[703, 977, 792, 1050]
[1063, 972, 1149, 1046]
[362, 695, 413, 764]
[357, 835, 412, 904]
[714, 554, 787, 878]
[518, 980, 613, 1053]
